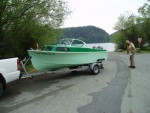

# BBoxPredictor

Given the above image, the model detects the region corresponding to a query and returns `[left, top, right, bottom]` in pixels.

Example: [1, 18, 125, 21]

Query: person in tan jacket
[126, 40, 136, 68]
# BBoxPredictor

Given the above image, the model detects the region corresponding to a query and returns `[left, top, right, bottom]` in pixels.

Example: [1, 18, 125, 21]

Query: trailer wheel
[71, 70, 78, 73]
[91, 64, 100, 75]
[100, 63, 104, 69]
[0, 82, 3, 98]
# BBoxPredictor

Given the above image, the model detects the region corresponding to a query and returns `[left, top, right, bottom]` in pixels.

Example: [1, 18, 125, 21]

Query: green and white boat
[28, 39, 108, 74]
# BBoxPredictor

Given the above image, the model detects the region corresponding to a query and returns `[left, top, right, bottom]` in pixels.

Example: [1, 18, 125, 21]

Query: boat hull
[28, 50, 108, 71]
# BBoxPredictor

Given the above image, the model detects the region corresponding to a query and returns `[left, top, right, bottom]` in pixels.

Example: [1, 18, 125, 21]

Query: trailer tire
[0, 82, 3, 98]
[91, 64, 100, 75]
[71, 70, 78, 73]
[100, 64, 104, 69]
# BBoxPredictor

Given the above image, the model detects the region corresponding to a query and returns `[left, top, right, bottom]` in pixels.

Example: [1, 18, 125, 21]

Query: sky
[62, 0, 148, 34]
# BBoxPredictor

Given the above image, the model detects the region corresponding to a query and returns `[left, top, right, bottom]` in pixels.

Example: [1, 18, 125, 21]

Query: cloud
[63, 0, 147, 34]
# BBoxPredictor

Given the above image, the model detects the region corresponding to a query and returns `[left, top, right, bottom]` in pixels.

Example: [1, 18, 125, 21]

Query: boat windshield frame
[57, 38, 86, 47]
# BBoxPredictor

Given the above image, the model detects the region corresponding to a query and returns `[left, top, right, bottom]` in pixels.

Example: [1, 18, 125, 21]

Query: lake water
[87, 43, 116, 52]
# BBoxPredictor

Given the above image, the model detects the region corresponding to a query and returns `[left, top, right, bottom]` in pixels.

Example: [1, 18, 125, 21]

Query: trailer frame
[19, 57, 105, 79]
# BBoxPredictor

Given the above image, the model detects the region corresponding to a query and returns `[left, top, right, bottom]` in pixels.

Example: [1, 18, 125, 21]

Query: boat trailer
[19, 57, 105, 79]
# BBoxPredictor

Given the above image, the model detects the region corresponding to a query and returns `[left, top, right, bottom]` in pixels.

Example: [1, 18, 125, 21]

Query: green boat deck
[41, 45, 107, 52]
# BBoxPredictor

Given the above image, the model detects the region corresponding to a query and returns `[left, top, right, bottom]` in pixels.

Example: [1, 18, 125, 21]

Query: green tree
[0, 0, 71, 58]
[137, 0, 150, 43]
[62, 26, 110, 43]
[112, 0, 150, 49]
[110, 31, 127, 49]
[113, 11, 141, 49]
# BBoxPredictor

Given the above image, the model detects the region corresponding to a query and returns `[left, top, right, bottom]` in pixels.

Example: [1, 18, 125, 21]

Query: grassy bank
[26, 63, 37, 73]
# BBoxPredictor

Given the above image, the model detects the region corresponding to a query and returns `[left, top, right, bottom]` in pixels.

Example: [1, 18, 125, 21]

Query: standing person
[126, 40, 136, 68]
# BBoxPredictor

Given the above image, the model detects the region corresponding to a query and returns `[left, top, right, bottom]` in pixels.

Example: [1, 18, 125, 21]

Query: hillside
[61, 26, 110, 43]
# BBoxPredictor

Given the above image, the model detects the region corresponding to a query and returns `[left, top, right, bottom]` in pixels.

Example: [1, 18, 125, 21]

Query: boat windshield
[57, 39, 86, 47]
[71, 40, 85, 47]
[57, 39, 73, 45]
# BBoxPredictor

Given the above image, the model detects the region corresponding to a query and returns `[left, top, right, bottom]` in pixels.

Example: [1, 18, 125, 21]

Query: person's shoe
[131, 66, 136, 68]
[128, 66, 132, 68]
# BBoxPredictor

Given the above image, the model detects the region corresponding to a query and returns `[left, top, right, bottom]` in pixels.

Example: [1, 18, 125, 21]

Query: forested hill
[61, 26, 110, 43]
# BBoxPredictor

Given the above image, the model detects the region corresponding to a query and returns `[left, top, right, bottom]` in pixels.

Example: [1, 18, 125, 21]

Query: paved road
[0, 52, 150, 113]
